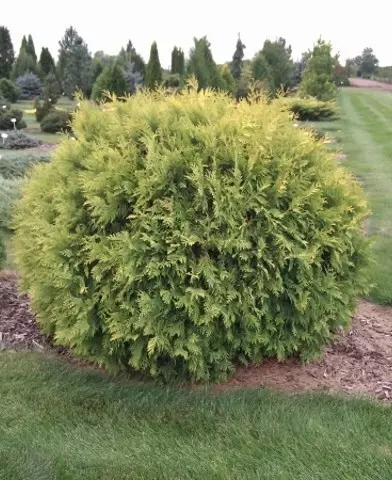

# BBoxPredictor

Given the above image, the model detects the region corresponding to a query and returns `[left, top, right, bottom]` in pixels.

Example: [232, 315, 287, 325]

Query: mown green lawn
[0, 352, 390, 480]
[336, 88, 392, 303]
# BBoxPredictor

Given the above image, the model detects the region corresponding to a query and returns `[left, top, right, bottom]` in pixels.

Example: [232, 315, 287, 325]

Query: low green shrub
[0, 153, 51, 178]
[0, 131, 42, 150]
[281, 97, 338, 121]
[0, 109, 26, 130]
[0, 78, 19, 103]
[14, 87, 370, 383]
[40, 110, 72, 133]
[0, 176, 24, 229]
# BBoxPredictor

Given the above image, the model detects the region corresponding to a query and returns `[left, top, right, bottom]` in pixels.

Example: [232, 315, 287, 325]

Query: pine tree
[0, 26, 15, 78]
[145, 42, 162, 89]
[26, 34, 37, 62]
[58, 26, 79, 85]
[39, 47, 56, 76]
[231, 35, 246, 81]
[252, 52, 274, 93]
[63, 37, 92, 98]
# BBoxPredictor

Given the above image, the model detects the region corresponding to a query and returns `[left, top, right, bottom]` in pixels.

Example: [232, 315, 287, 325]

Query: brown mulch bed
[349, 78, 392, 91]
[1, 272, 391, 401]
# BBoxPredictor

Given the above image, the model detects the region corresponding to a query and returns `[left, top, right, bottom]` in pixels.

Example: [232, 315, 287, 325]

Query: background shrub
[0, 231, 5, 269]
[0, 78, 19, 103]
[15, 72, 42, 100]
[35, 98, 54, 122]
[13, 88, 370, 382]
[0, 176, 24, 229]
[0, 131, 42, 149]
[0, 94, 11, 110]
[40, 110, 72, 133]
[0, 108, 26, 130]
[281, 97, 338, 121]
[0, 153, 51, 178]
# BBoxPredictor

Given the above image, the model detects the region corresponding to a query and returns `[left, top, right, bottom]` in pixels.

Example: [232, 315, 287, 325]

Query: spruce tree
[91, 61, 128, 100]
[26, 34, 37, 62]
[231, 35, 246, 81]
[58, 26, 79, 85]
[145, 42, 162, 89]
[187, 37, 222, 90]
[63, 37, 92, 98]
[39, 47, 56, 76]
[171, 47, 185, 76]
[119, 40, 146, 81]
[171, 46, 178, 74]
[0, 26, 15, 78]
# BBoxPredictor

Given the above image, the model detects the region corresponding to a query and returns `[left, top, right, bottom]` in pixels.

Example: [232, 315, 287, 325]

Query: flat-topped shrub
[280, 97, 338, 121]
[13, 86, 370, 382]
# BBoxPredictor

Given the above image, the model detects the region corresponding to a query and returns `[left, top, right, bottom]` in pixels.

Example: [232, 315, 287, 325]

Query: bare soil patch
[349, 78, 392, 91]
[1, 272, 391, 401]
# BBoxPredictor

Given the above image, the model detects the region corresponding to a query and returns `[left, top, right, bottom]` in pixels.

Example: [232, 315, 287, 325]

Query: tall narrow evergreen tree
[12, 38, 37, 79]
[58, 26, 79, 85]
[171, 46, 185, 76]
[39, 47, 56, 77]
[26, 34, 37, 62]
[231, 35, 246, 81]
[145, 41, 162, 89]
[187, 37, 222, 90]
[119, 40, 146, 81]
[0, 26, 15, 78]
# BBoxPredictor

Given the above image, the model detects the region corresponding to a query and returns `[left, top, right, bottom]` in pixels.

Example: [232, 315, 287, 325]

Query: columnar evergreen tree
[187, 37, 223, 90]
[145, 41, 162, 89]
[171, 47, 185, 76]
[299, 38, 337, 101]
[26, 34, 37, 62]
[231, 35, 246, 81]
[0, 26, 15, 78]
[39, 47, 56, 76]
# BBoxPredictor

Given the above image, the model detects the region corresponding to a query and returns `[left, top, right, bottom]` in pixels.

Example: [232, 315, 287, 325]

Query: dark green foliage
[26, 34, 37, 62]
[0, 152, 51, 178]
[231, 35, 246, 81]
[171, 46, 185, 76]
[57, 26, 79, 85]
[163, 73, 181, 89]
[63, 37, 93, 98]
[252, 52, 274, 93]
[40, 110, 72, 133]
[0, 176, 24, 229]
[0, 230, 5, 268]
[118, 41, 146, 81]
[261, 38, 294, 91]
[0, 78, 19, 102]
[91, 62, 128, 101]
[0, 108, 26, 130]
[35, 98, 53, 122]
[283, 97, 338, 121]
[42, 72, 60, 104]
[145, 42, 162, 89]
[126, 62, 143, 94]
[15, 72, 42, 100]
[14, 89, 370, 382]
[0, 130, 41, 149]
[220, 65, 236, 94]
[0, 26, 15, 78]
[300, 39, 338, 101]
[358, 48, 379, 78]
[187, 37, 223, 90]
[39, 47, 56, 76]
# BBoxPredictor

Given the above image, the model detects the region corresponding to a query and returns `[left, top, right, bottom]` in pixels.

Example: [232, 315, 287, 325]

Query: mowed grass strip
[339, 88, 392, 303]
[0, 352, 391, 480]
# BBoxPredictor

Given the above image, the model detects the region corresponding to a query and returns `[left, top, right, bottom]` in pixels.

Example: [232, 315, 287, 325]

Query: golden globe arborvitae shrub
[13, 87, 370, 382]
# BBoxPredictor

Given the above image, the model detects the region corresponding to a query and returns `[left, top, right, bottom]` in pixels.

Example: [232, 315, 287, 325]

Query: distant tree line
[0, 25, 377, 103]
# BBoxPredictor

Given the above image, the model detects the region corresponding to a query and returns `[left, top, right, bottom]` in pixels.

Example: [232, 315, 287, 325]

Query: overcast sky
[3, 1, 390, 67]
